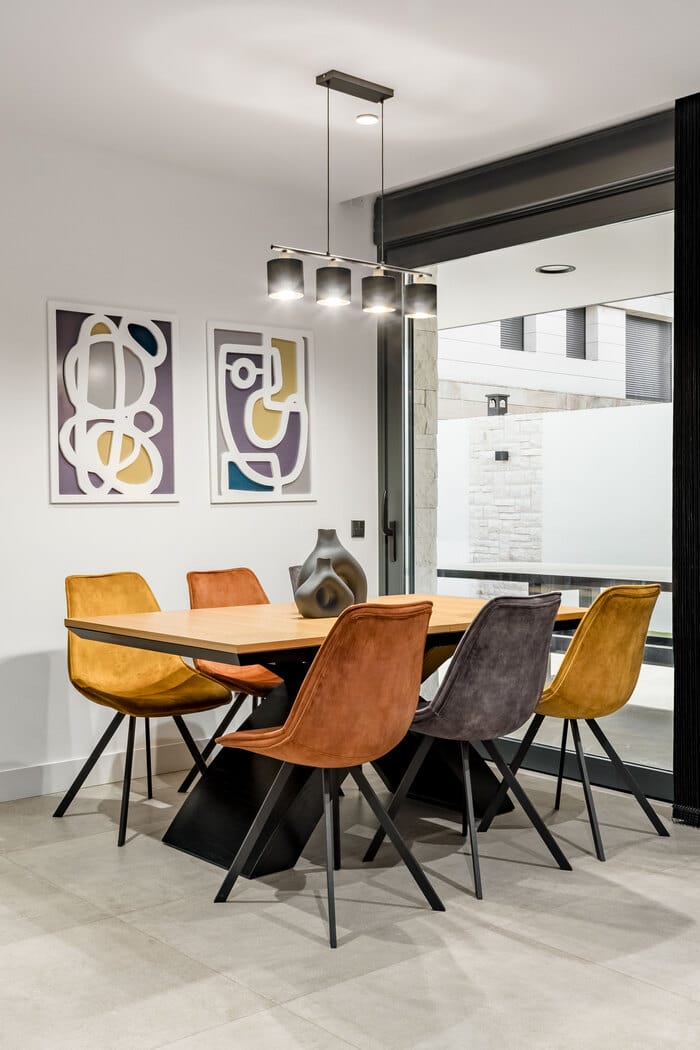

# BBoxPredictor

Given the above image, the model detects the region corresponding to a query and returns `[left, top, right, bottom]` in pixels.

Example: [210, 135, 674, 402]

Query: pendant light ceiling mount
[266, 69, 436, 318]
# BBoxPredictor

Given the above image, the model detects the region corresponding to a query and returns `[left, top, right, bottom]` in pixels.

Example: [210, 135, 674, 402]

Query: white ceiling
[1, 1, 699, 202]
[437, 211, 674, 328]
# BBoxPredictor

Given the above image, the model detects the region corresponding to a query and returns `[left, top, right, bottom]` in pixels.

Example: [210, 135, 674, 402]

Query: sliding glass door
[395, 211, 674, 799]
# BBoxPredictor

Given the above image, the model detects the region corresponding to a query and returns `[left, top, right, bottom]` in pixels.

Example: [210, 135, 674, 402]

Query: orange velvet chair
[479, 585, 669, 859]
[179, 568, 284, 792]
[55, 573, 231, 846]
[213, 600, 445, 948]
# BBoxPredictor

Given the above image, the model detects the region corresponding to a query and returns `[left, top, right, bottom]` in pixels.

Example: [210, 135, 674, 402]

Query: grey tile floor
[1, 769, 699, 1049]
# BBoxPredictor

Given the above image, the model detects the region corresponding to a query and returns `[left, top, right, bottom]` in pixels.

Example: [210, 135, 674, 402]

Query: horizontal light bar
[270, 245, 432, 279]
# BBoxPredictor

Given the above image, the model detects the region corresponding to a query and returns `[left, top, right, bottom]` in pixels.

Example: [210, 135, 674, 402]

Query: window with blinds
[566, 308, 586, 359]
[500, 316, 524, 351]
[626, 315, 672, 402]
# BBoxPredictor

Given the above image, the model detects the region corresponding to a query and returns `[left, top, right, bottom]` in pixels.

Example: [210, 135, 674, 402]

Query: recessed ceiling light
[356, 113, 379, 126]
[535, 263, 576, 275]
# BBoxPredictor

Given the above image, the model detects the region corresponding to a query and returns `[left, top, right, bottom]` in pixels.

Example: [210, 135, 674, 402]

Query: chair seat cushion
[75, 665, 231, 718]
[194, 660, 283, 695]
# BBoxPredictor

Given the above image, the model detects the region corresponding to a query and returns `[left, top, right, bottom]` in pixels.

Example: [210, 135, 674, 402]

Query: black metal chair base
[53, 712, 211, 847]
[214, 761, 445, 949]
[477, 715, 669, 861]
[178, 693, 250, 793]
[363, 732, 570, 895]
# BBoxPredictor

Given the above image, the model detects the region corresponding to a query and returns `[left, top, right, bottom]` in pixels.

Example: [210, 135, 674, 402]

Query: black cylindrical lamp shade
[361, 272, 398, 314]
[267, 255, 304, 300]
[405, 280, 437, 319]
[316, 265, 351, 306]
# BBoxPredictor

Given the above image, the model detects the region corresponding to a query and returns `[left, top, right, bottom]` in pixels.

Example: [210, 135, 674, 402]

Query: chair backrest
[542, 584, 660, 719]
[187, 567, 269, 609]
[66, 572, 188, 696]
[277, 601, 432, 768]
[416, 593, 561, 742]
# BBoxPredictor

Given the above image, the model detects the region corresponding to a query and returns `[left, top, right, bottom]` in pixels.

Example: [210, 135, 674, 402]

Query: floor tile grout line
[110, 913, 283, 1009]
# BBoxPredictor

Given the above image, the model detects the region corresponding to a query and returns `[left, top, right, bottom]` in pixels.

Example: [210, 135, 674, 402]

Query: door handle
[381, 490, 397, 563]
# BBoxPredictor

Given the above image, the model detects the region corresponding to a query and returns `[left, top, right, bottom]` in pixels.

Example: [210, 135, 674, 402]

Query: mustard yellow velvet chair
[479, 585, 669, 860]
[54, 572, 231, 845]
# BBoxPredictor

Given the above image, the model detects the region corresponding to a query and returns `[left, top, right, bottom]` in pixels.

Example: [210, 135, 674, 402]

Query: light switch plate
[351, 520, 365, 538]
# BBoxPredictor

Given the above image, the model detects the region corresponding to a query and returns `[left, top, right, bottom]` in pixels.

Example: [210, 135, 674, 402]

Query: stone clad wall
[468, 413, 543, 597]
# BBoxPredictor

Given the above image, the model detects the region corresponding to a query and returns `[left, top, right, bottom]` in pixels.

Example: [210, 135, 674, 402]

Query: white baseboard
[0, 738, 208, 803]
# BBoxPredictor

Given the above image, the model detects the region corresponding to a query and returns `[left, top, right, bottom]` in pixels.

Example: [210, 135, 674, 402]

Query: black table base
[163, 688, 512, 877]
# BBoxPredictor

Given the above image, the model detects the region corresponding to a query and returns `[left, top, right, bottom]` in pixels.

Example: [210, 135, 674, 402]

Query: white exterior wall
[437, 403, 672, 627]
[0, 132, 378, 801]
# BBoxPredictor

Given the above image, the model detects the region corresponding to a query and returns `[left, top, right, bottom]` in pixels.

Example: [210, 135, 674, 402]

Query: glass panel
[418, 211, 673, 773]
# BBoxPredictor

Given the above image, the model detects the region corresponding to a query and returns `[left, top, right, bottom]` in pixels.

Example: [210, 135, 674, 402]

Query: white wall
[0, 132, 378, 801]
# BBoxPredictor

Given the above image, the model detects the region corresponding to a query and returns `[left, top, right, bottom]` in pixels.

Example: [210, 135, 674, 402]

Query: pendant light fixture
[361, 98, 398, 314]
[316, 86, 351, 306]
[405, 274, 438, 318]
[267, 69, 436, 319]
[267, 251, 304, 300]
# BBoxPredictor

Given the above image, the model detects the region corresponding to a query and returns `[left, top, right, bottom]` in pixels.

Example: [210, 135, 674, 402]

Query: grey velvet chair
[363, 592, 571, 898]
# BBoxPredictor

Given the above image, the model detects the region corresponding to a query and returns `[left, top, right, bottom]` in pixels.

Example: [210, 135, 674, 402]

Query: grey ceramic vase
[294, 528, 368, 618]
[293, 558, 355, 619]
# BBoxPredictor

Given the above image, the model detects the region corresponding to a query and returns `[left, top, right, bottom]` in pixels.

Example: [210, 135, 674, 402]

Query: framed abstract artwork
[48, 302, 177, 503]
[207, 321, 314, 503]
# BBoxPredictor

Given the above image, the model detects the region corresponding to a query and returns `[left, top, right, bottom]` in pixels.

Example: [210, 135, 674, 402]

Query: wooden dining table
[66, 593, 585, 876]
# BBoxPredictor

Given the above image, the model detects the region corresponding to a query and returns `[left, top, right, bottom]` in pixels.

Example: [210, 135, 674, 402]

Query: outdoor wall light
[267, 70, 435, 318]
[486, 394, 509, 416]
[267, 252, 305, 300]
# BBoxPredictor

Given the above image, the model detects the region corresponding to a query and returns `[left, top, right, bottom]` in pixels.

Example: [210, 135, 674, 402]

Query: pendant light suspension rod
[326, 85, 331, 256]
[379, 99, 385, 264]
[270, 244, 432, 278]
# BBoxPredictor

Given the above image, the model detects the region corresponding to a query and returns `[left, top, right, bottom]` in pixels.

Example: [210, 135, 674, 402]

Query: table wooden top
[65, 593, 585, 658]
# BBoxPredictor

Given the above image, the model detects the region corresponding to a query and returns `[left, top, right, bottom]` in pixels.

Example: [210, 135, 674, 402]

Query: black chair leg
[331, 769, 342, 871]
[460, 742, 483, 899]
[585, 718, 669, 838]
[554, 720, 569, 811]
[322, 769, 338, 948]
[351, 765, 445, 912]
[478, 714, 545, 833]
[144, 718, 153, 800]
[481, 740, 572, 871]
[173, 715, 209, 781]
[118, 717, 137, 847]
[362, 735, 434, 862]
[570, 719, 606, 861]
[53, 711, 125, 818]
[214, 762, 296, 902]
[178, 694, 247, 793]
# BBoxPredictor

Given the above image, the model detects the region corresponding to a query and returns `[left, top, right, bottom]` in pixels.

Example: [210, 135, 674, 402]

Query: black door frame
[377, 109, 678, 808]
